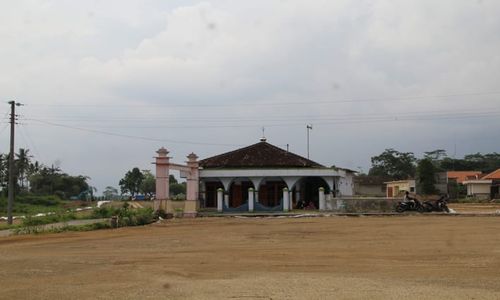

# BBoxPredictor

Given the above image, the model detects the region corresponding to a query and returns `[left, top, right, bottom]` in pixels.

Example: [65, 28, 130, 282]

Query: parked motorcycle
[423, 195, 450, 213]
[395, 199, 425, 213]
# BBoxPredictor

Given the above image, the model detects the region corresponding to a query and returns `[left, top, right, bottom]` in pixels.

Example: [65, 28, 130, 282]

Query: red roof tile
[482, 169, 500, 180]
[200, 141, 324, 169]
[447, 171, 483, 183]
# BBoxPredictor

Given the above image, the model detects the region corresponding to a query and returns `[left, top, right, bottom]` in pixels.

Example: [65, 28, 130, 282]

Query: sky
[1, 0, 499, 194]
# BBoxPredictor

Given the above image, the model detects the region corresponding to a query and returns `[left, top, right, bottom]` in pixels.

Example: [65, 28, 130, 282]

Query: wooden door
[231, 184, 242, 207]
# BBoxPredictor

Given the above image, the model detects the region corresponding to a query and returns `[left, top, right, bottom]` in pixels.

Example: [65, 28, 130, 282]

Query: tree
[0, 154, 7, 192]
[103, 186, 118, 200]
[169, 174, 178, 184]
[119, 167, 144, 196]
[170, 182, 186, 197]
[167, 174, 185, 197]
[424, 149, 447, 161]
[15, 148, 32, 190]
[28, 166, 90, 198]
[368, 149, 417, 180]
[423, 149, 447, 170]
[439, 152, 500, 173]
[140, 170, 156, 198]
[417, 159, 437, 195]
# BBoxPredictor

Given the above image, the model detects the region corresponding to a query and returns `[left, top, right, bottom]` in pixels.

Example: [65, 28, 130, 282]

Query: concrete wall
[466, 182, 491, 198]
[325, 197, 399, 213]
[434, 172, 448, 194]
[153, 199, 198, 217]
[354, 184, 385, 197]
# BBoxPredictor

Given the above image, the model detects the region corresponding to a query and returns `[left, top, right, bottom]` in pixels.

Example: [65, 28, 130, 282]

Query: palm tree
[15, 148, 32, 190]
[0, 154, 7, 192]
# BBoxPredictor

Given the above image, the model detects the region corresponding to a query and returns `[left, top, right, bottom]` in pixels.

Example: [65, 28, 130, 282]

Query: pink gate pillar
[155, 147, 170, 202]
[186, 153, 199, 201]
[154, 148, 200, 216]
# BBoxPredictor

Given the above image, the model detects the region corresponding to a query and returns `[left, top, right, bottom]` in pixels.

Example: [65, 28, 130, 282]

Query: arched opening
[202, 180, 223, 208]
[257, 178, 287, 210]
[292, 177, 330, 209]
[228, 178, 255, 208]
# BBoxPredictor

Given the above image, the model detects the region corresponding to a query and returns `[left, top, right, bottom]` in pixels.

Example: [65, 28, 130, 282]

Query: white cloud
[0, 0, 499, 191]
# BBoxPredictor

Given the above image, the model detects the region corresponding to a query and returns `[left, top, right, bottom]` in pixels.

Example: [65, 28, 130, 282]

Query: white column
[217, 188, 223, 212]
[283, 187, 290, 212]
[224, 194, 229, 208]
[248, 188, 254, 212]
[319, 187, 325, 211]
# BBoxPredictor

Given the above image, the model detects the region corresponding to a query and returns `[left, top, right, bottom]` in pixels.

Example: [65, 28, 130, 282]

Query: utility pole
[306, 124, 313, 159]
[7, 101, 21, 225]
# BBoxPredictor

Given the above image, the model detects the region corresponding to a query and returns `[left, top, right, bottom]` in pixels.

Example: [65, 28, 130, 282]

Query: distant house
[385, 179, 416, 198]
[447, 171, 483, 184]
[462, 169, 500, 200]
[354, 176, 388, 197]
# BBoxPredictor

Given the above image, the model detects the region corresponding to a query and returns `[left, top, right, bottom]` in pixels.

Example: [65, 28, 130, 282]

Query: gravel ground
[0, 216, 499, 299]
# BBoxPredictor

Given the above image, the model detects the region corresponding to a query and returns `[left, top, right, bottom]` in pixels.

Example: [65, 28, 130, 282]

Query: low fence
[325, 197, 400, 213]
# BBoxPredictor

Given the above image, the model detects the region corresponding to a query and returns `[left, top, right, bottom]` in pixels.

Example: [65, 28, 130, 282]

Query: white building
[198, 139, 355, 212]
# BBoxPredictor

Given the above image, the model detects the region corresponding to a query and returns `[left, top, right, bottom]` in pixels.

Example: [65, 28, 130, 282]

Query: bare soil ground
[450, 202, 500, 213]
[1, 216, 500, 299]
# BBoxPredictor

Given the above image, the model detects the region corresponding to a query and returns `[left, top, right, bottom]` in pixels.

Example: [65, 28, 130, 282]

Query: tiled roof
[354, 176, 391, 185]
[199, 141, 325, 169]
[447, 171, 483, 183]
[481, 169, 500, 180]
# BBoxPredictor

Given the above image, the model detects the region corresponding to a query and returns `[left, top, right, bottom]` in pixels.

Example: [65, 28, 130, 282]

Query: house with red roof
[462, 168, 500, 200]
[447, 171, 483, 184]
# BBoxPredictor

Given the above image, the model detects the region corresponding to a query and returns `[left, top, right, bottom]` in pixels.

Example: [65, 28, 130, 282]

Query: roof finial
[260, 127, 267, 142]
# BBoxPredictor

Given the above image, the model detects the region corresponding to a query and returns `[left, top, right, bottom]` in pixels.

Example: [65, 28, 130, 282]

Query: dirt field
[1, 216, 500, 299]
[450, 202, 500, 213]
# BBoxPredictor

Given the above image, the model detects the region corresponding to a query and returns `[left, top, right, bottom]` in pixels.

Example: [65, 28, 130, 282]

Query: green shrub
[153, 209, 168, 219]
[91, 207, 120, 218]
[90, 206, 154, 227]
[17, 195, 61, 206]
[117, 208, 154, 226]
[172, 193, 186, 201]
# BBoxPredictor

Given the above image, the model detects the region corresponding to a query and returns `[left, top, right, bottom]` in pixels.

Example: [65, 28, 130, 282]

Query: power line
[21, 109, 500, 129]
[23, 110, 500, 146]
[28, 118, 246, 147]
[18, 124, 44, 163]
[22, 90, 500, 108]
[0, 123, 9, 135]
[20, 106, 500, 122]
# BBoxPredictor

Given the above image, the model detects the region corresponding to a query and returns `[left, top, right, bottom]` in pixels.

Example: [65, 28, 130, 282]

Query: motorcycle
[423, 195, 450, 213]
[395, 198, 425, 213]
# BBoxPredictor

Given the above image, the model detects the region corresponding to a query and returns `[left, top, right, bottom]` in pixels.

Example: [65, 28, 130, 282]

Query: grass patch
[92, 203, 155, 226]
[0, 223, 21, 230]
[455, 197, 493, 204]
[7, 202, 157, 236]
[48, 222, 112, 233]
[13, 221, 112, 235]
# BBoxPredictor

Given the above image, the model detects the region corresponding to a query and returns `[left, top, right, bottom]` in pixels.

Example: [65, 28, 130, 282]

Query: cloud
[0, 0, 499, 191]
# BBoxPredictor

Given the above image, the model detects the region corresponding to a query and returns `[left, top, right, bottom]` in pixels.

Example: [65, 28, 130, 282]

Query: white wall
[338, 173, 354, 196]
